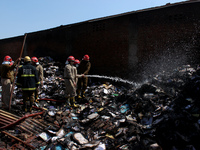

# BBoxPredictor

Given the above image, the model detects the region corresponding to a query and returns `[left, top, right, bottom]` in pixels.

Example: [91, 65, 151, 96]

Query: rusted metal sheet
[2, 131, 35, 150]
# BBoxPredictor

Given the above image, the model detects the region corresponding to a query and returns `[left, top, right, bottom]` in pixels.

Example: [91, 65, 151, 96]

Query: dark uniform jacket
[16, 62, 40, 91]
[78, 60, 91, 75]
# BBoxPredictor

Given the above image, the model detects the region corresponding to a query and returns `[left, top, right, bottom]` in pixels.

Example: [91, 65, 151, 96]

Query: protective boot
[30, 97, 34, 112]
[67, 98, 71, 106]
[29, 107, 32, 112]
[77, 89, 82, 99]
[70, 97, 78, 108]
[24, 101, 28, 112]
[64, 97, 70, 106]
[35, 95, 39, 103]
[82, 90, 86, 98]
[73, 98, 78, 107]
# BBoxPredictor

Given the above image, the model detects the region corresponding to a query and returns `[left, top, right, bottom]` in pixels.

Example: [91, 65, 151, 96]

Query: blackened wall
[1, 1, 200, 81]
[133, 2, 200, 79]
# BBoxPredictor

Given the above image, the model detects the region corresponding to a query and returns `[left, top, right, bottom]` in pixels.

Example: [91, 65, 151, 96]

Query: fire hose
[1, 97, 66, 130]
[0, 106, 44, 149]
[0, 106, 44, 130]
[37, 98, 66, 102]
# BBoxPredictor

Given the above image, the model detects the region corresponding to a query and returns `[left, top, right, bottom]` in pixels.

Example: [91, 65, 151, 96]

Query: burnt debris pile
[0, 58, 200, 150]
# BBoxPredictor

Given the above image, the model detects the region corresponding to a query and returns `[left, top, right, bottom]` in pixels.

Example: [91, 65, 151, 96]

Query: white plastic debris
[94, 142, 106, 150]
[73, 133, 89, 145]
[87, 113, 99, 120]
[39, 132, 51, 142]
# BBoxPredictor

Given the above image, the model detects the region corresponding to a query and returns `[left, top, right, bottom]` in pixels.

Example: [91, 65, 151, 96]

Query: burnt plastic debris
[1, 59, 200, 149]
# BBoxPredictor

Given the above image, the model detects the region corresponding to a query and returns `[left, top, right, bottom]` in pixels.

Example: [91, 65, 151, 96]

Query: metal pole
[9, 33, 27, 111]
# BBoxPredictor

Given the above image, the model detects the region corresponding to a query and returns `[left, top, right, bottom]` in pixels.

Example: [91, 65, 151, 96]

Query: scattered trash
[0, 57, 200, 149]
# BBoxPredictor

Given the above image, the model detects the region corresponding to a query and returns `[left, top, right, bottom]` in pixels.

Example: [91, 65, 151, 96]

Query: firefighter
[64, 56, 83, 107]
[16, 56, 40, 112]
[9, 61, 15, 83]
[0, 56, 20, 109]
[74, 59, 80, 86]
[74, 59, 80, 68]
[77, 54, 91, 99]
[31, 57, 43, 101]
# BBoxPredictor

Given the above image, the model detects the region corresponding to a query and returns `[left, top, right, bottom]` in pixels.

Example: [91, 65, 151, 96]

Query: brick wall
[0, 1, 200, 81]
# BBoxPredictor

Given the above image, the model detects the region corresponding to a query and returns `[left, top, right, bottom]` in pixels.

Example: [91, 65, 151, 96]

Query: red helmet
[4, 55, 12, 62]
[83, 55, 89, 61]
[31, 57, 38, 63]
[74, 59, 80, 65]
[67, 56, 75, 62]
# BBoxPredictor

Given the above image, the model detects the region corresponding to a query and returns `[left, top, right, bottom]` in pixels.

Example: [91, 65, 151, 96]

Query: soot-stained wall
[132, 2, 200, 80]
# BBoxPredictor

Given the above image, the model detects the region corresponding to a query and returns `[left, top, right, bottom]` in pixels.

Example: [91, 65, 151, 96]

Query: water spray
[85, 75, 145, 88]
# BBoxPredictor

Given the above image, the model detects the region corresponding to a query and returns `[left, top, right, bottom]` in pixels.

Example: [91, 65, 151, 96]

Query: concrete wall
[1, 1, 200, 81]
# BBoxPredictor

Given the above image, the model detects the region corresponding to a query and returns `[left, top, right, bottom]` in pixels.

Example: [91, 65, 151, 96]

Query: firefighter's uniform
[64, 63, 77, 106]
[64, 56, 84, 107]
[0, 59, 18, 108]
[77, 58, 91, 98]
[35, 64, 43, 99]
[16, 56, 39, 112]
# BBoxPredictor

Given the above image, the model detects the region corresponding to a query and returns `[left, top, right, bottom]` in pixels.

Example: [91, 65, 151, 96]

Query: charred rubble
[0, 57, 200, 150]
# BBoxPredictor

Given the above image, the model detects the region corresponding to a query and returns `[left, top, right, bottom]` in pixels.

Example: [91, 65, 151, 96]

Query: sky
[0, 0, 185, 39]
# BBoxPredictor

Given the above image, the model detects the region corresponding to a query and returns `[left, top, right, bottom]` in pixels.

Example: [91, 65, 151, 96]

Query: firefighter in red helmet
[74, 59, 80, 68]
[31, 57, 43, 101]
[74, 59, 80, 85]
[64, 56, 83, 107]
[0, 55, 20, 109]
[77, 54, 91, 99]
